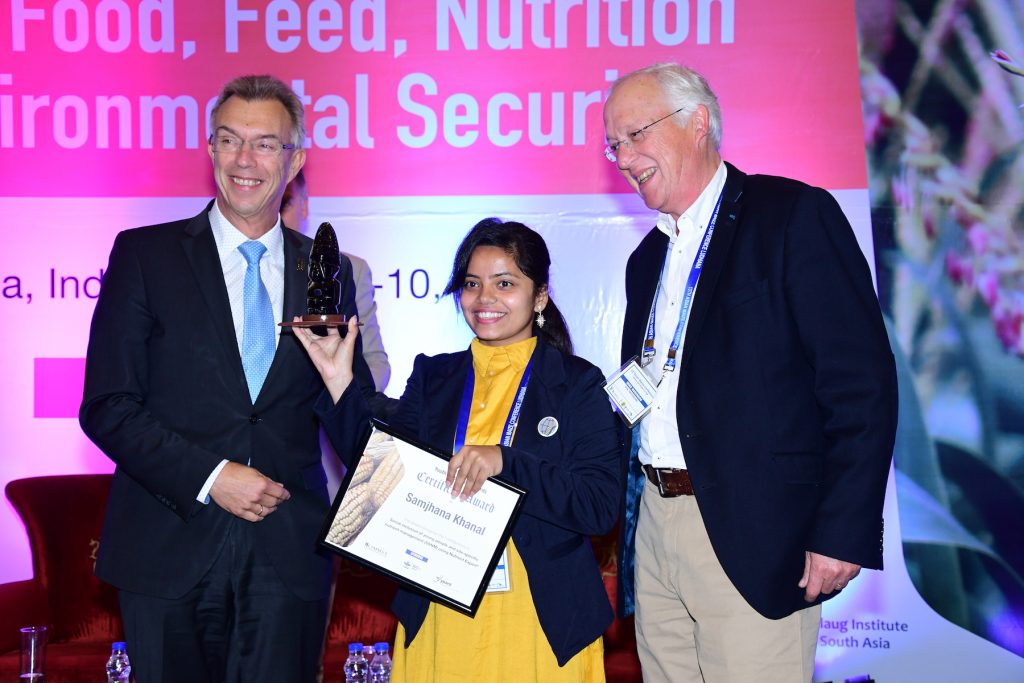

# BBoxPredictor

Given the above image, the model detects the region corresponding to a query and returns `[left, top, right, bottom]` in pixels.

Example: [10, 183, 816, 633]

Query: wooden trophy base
[279, 314, 349, 329]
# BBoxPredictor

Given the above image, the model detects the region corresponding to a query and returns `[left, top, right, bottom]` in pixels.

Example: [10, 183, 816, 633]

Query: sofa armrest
[0, 579, 50, 653]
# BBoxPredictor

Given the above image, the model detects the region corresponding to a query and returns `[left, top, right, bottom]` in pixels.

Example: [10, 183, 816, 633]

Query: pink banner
[1, 0, 865, 196]
[33, 357, 86, 418]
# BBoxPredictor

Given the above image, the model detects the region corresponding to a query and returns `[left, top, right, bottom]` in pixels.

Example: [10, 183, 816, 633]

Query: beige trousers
[634, 480, 820, 683]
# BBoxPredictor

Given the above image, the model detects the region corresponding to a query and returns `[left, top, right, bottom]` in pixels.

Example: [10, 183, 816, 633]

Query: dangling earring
[535, 310, 546, 329]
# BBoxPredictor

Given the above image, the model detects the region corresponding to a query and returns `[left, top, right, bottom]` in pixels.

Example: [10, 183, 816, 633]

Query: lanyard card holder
[603, 355, 657, 427]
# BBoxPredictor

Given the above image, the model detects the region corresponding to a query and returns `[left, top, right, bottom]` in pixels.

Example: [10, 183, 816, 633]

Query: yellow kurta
[391, 337, 604, 683]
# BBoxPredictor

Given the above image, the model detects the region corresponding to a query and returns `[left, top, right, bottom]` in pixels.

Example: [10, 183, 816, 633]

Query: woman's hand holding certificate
[447, 445, 503, 500]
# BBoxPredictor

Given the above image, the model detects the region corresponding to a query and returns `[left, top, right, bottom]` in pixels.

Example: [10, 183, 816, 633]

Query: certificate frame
[318, 419, 526, 616]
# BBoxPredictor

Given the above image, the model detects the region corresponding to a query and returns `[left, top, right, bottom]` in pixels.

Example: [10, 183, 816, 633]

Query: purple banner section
[33, 358, 85, 418]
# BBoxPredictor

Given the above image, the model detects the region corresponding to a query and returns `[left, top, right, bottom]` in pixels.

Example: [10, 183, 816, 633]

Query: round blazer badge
[537, 416, 559, 438]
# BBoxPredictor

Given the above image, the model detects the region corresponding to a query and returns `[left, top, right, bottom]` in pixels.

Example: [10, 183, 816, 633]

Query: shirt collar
[655, 161, 727, 238]
[208, 201, 284, 261]
[470, 336, 538, 370]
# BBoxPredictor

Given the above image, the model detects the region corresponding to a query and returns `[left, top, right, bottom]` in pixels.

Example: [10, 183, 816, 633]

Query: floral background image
[857, 0, 1024, 656]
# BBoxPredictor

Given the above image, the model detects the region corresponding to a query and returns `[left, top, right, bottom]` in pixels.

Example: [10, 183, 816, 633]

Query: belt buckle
[654, 468, 669, 497]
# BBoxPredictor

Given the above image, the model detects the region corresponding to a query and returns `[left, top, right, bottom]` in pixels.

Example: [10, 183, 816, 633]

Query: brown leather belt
[642, 464, 695, 497]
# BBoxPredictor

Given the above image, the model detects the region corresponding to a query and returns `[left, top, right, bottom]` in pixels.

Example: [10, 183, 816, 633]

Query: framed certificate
[318, 419, 526, 616]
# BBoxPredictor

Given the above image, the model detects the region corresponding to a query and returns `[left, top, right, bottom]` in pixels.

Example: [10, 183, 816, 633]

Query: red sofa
[0, 474, 640, 682]
[0, 475, 122, 683]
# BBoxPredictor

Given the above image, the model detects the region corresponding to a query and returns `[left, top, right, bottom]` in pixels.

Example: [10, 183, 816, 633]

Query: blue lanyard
[643, 191, 724, 375]
[453, 353, 534, 452]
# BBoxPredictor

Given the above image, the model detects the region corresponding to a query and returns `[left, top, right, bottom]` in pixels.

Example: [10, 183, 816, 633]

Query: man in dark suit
[604, 63, 898, 681]
[80, 74, 374, 683]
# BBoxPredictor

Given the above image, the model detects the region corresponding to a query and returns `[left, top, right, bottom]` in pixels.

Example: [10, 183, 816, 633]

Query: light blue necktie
[238, 241, 275, 403]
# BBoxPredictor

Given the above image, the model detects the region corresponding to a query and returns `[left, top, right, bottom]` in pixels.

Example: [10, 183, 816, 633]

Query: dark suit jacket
[80, 202, 375, 602]
[617, 163, 898, 620]
[318, 337, 624, 666]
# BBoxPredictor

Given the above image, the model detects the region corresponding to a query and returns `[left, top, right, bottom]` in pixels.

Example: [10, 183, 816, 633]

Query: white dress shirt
[208, 202, 286, 354]
[197, 202, 287, 503]
[638, 162, 727, 469]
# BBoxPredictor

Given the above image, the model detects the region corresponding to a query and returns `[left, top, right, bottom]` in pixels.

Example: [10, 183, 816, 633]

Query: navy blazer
[80, 202, 376, 602]
[319, 337, 624, 666]
[617, 163, 898, 620]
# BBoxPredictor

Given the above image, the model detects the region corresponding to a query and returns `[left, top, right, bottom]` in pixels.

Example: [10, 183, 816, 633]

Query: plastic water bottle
[343, 642, 367, 683]
[368, 642, 392, 683]
[105, 642, 131, 683]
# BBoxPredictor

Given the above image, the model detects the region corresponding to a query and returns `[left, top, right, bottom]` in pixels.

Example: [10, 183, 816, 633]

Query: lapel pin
[296, 259, 306, 271]
[537, 416, 559, 438]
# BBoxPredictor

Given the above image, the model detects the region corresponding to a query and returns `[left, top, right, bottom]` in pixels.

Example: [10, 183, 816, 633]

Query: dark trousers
[118, 519, 329, 683]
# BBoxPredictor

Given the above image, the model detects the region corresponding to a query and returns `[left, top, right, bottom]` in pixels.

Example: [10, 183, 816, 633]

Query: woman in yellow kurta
[297, 219, 624, 681]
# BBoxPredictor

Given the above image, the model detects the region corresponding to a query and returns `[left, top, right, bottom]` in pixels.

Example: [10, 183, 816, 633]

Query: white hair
[612, 63, 723, 150]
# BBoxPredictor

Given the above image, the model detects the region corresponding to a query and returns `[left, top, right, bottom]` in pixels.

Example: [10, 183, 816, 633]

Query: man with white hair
[604, 63, 898, 682]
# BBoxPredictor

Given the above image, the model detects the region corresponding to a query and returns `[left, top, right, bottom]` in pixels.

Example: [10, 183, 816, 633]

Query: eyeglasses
[209, 133, 296, 157]
[604, 107, 685, 163]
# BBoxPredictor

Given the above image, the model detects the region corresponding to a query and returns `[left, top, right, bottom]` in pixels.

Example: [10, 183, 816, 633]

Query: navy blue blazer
[319, 337, 624, 666]
[80, 202, 376, 602]
[617, 163, 898, 620]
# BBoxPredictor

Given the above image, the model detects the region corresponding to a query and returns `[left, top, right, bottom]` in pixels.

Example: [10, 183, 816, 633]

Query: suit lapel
[425, 351, 473, 451]
[678, 163, 746, 371]
[515, 340, 564, 449]
[624, 232, 668, 361]
[180, 204, 247, 396]
[257, 228, 310, 404]
[281, 228, 309, 321]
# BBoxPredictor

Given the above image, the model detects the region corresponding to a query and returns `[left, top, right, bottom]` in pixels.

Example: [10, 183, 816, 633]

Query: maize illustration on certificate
[320, 420, 525, 615]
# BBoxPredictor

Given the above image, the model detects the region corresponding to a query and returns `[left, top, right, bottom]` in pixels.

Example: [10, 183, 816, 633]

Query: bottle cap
[348, 643, 363, 653]
[374, 642, 389, 652]
[112, 642, 127, 650]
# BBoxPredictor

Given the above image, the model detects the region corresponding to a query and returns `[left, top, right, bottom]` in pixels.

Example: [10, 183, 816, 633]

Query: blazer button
[249, 414, 261, 425]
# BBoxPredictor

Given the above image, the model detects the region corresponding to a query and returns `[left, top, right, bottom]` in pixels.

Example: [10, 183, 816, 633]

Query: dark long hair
[443, 218, 573, 356]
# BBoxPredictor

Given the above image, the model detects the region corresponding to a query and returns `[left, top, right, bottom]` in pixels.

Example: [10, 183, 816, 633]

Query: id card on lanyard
[453, 356, 534, 593]
[604, 191, 724, 425]
[603, 355, 658, 427]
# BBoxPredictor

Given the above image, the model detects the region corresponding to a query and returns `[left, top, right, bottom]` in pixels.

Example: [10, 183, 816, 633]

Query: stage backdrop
[0, 1, 1021, 680]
